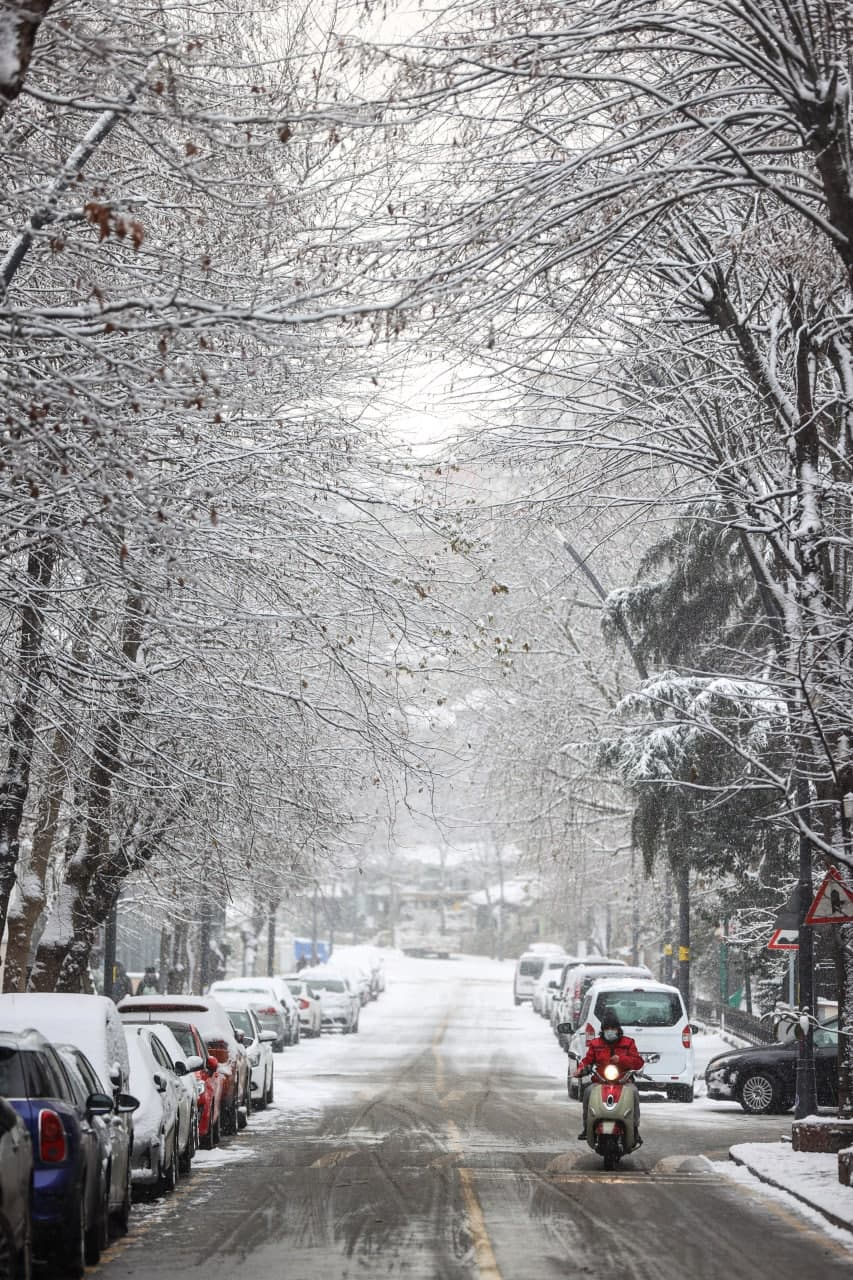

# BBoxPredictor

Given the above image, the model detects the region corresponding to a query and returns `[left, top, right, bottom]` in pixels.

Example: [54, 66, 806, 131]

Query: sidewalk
[725, 1141, 853, 1236]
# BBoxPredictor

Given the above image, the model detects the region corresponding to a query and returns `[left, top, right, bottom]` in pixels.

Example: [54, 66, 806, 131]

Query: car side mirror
[234, 1029, 245, 1045]
[173, 1060, 187, 1076]
[206, 1055, 219, 1075]
[116, 1093, 140, 1114]
[689, 1023, 700, 1035]
[153, 1073, 167, 1093]
[258, 1031, 277, 1044]
[185, 1055, 204, 1072]
[556, 1023, 572, 1035]
[86, 1091, 114, 1117]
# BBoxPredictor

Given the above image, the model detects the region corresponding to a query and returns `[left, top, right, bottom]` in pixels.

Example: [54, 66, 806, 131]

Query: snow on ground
[717, 1148, 853, 1246]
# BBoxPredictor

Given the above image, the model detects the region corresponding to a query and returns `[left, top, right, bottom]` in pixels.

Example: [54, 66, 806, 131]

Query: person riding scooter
[575, 1008, 645, 1145]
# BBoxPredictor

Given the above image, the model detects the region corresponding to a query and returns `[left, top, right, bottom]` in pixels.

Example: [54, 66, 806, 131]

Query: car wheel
[351, 1017, 360, 1035]
[179, 1128, 192, 1176]
[221, 1098, 237, 1136]
[112, 1164, 132, 1236]
[265, 1075, 274, 1105]
[63, 1199, 87, 1279]
[84, 1205, 102, 1267]
[19, 1226, 32, 1280]
[0, 1219, 17, 1280]
[211, 1112, 221, 1146]
[159, 1134, 177, 1195]
[739, 1072, 779, 1115]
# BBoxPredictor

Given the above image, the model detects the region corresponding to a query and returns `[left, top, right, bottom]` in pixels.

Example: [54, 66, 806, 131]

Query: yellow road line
[446, 1120, 503, 1280]
[457, 1166, 503, 1280]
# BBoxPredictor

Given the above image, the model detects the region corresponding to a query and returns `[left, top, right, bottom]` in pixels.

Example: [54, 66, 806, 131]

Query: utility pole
[267, 899, 278, 977]
[794, 776, 817, 1119]
[198, 894, 211, 994]
[102, 897, 118, 999]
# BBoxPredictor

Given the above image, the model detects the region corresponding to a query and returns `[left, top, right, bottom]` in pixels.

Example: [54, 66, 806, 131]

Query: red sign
[805, 867, 853, 925]
[767, 928, 799, 951]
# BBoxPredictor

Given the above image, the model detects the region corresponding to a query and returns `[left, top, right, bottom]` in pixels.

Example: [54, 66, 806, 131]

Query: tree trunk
[29, 588, 143, 990]
[2, 723, 71, 991]
[0, 540, 56, 943]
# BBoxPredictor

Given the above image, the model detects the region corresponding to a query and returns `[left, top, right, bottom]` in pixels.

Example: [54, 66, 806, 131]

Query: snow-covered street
[92, 956, 853, 1279]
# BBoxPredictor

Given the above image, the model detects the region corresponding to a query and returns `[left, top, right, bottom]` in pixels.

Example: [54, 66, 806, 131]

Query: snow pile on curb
[727, 1141, 853, 1233]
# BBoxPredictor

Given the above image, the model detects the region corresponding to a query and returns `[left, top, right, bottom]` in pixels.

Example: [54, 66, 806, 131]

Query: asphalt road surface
[94, 956, 853, 1280]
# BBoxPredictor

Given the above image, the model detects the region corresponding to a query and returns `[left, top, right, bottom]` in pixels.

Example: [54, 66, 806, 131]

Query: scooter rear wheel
[600, 1135, 619, 1171]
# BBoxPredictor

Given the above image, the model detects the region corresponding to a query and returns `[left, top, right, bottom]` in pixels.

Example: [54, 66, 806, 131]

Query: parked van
[0, 992, 137, 1233]
[557, 961, 652, 1045]
[513, 952, 548, 1005]
[565, 978, 696, 1102]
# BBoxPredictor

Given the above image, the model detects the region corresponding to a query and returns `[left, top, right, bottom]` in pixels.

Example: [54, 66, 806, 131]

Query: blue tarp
[294, 937, 330, 964]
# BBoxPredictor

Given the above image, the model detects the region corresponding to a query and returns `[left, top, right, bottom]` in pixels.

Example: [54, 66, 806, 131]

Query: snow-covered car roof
[118, 994, 236, 1045]
[0, 992, 129, 1090]
[583, 977, 681, 995]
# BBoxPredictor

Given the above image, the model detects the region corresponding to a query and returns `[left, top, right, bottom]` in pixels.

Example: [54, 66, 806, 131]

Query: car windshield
[594, 990, 683, 1027]
[519, 959, 544, 978]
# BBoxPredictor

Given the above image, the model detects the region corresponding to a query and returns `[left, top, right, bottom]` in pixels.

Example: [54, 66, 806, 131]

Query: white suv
[566, 978, 696, 1102]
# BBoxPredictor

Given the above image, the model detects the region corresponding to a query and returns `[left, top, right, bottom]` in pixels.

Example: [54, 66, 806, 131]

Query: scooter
[580, 1054, 659, 1170]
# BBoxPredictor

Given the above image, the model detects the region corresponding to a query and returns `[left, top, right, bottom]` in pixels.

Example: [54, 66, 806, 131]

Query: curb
[729, 1152, 853, 1235]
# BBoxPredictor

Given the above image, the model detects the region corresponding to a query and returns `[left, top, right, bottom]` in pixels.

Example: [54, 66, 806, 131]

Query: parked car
[123, 1028, 181, 1198]
[282, 977, 323, 1038]
[531, 955, 570, 1016]
[208, 978, 300, 1047]
[300, 971, 359, 1033]
[705, 1017, 839, 1114]
[0, 1028, 115, 1275]
[221, 1002, 275, 1109]
[119, 994, 248, 1136]
[162, 1021, 224, 1149]
[565, 978, 696, 1102]
[556, 962, 653, 1047]
[54, 1046, 115, 1261]
[135, 1025, 200, 1172]
[0, 992, 137, 1236]
[549, 957, 625, 1032]
[325, 949, 374, 1003]
[0, 1094, 32, 1280]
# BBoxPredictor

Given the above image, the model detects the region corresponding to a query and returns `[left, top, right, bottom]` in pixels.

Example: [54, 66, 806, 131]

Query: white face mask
[603, 1029, 619, 1043]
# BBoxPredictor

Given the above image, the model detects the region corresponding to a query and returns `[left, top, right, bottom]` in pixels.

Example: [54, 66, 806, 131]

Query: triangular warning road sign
[767, 928, 799, 951]
[805, 866, 853, 925]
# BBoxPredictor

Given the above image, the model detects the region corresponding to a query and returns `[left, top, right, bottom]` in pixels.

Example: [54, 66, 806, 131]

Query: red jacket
[577, 1034, 644, 1077]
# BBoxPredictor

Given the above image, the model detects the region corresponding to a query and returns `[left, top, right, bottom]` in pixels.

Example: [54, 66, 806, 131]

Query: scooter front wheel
[600, 1135, 620, 1171]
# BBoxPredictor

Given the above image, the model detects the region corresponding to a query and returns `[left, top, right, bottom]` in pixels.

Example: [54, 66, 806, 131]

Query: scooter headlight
[603, 1063, 620, 1081]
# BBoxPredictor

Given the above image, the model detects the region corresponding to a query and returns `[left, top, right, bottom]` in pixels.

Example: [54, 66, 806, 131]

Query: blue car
[0, 1029, 113, 1277]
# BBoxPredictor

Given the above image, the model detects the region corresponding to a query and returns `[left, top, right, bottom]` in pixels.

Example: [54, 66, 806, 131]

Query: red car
[162, 1021, 224, 1148]
[119, 996, 249, 1136]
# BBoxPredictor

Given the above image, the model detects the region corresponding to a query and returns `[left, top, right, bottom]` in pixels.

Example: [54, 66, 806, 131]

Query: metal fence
[693, 997, 778, 1045]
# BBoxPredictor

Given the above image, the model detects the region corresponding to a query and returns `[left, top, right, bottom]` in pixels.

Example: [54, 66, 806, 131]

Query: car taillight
[585, 1023, 595, 1043]
[682, 1025, 692, 1049]
[298, 998, 309, 1010]
[258, 1006, 277, 1016]
[39, 1109, 67, 1162]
